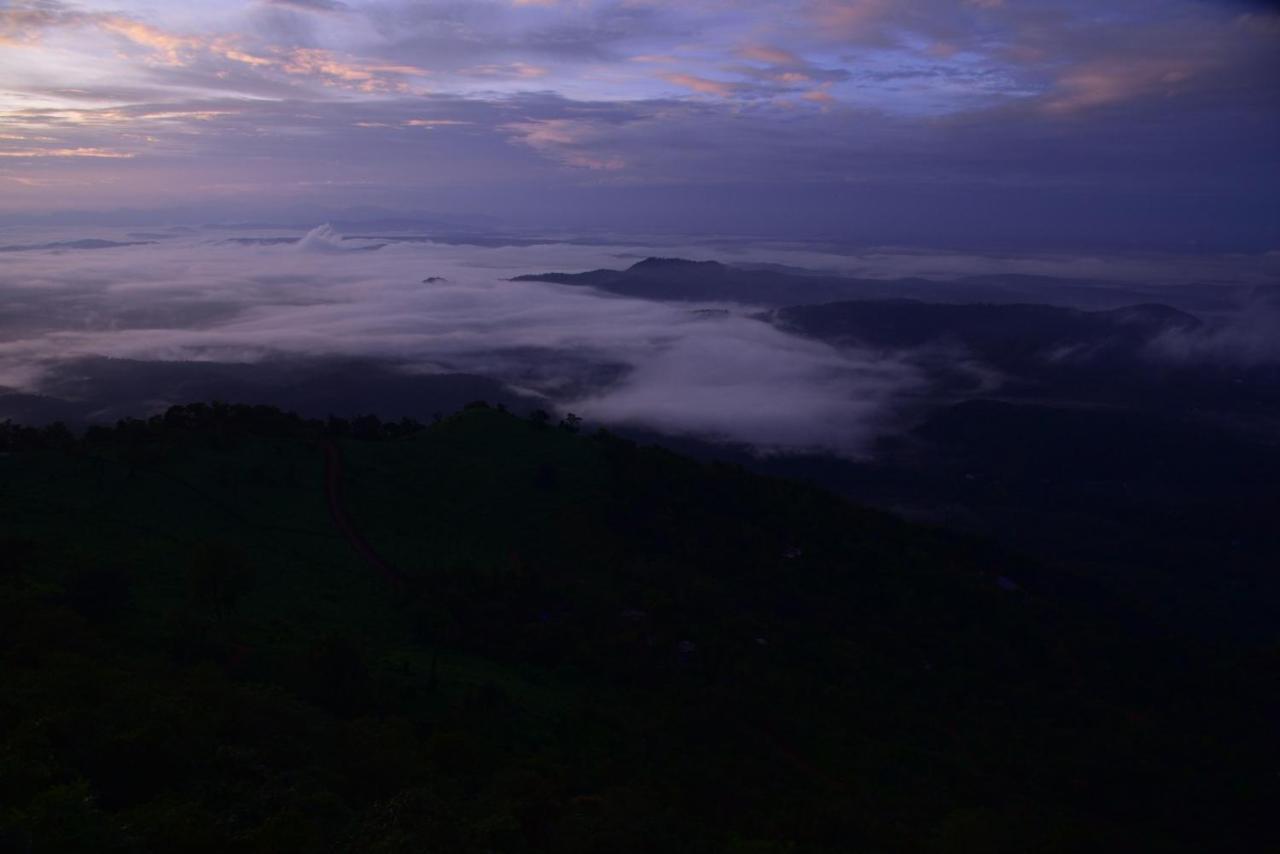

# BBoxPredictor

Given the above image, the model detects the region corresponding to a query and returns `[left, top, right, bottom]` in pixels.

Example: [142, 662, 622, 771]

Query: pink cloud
[0, 147, 134, 159]
[503, 118, 627, 171]
[1044, 59, 1202, 114]
[806, 0, 892, 39]
[739, 44, 802, 66]
[662, 73, 741, 98]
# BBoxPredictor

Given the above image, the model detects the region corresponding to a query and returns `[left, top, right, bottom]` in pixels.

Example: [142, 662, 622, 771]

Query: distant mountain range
[513, 256, 1251, 312]
[0, 239, 157, 253]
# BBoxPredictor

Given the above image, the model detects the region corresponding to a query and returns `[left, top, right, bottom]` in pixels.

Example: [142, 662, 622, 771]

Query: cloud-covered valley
[0, 226, 927, 453]
[4, 225, 1278, 455]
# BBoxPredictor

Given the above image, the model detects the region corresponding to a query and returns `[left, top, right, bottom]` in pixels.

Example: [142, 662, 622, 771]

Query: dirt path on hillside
[321, 439, 408, 589]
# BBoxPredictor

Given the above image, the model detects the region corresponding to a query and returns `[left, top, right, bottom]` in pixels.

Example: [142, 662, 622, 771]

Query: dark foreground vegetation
[1, 404, 1274, 852]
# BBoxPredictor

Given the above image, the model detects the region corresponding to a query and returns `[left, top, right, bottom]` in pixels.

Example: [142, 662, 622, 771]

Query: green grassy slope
[0, 405, 1273, 852]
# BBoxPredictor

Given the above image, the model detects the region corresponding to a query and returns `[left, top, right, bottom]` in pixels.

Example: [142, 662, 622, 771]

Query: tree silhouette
[186, 541, 254, 619]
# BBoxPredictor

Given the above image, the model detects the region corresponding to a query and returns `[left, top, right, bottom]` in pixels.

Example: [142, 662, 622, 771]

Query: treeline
[0, 401, 585, 452]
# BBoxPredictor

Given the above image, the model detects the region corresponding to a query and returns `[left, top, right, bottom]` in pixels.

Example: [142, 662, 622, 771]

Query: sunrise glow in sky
[1, 0, 1277, 247]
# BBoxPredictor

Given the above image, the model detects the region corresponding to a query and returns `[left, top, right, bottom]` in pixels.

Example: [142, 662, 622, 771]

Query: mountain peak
[627, 257, 726, 274]
[1104, 303, 1202, 331]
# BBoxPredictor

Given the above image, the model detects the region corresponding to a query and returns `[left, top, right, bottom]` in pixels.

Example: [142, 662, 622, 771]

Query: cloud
[503, 115, 631, 170]
[296, 223, 356, 251]
[661, 73, 743, 98]
[0, 226, 927, 453]
[96, 16, 204, 66]
[0, 3, 427, 93]
[276, 47, 428, 91]
[0, 84, 1273, 251]
[738, 45, 802, 66]
[0, 147, 134, 159]
[258, 0, 351, 12]
[1043, 58, 1203, 115]
[464, 62, 550, 79]
[805, 0, 894, 40]
[1146, 288, 1280, 365]
[0, 2, 81, 45]
[573, 323, 918, 451]
[403, 118, 470, 128]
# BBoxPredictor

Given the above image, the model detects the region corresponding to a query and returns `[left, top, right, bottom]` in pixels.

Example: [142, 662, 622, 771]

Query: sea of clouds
[0, 225, 927, 454]
[2, 224, 1276, 454]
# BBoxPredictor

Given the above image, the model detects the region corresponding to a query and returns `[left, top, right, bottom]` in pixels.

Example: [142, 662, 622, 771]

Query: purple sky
[1, 0, 1277, 248]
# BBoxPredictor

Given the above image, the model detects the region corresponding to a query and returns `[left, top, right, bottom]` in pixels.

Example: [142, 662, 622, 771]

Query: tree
[187, 541, 254, 619]
[64, 564, 133, 623]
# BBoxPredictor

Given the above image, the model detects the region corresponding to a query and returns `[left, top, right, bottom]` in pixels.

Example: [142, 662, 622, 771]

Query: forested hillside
[1, 404, 1273, 852]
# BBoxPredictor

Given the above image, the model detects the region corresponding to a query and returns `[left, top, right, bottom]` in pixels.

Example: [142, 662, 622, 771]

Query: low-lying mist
[2, 224, 1275, 455]
[0, 226, 923, 454]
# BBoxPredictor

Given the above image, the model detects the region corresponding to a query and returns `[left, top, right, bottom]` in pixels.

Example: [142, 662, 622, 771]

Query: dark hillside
[511, 258, 1226, 309]
[769, 300, 1201, 355]
[0, 405, 1274, 852]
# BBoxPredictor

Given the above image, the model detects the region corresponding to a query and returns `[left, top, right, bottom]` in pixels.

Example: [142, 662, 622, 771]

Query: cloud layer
[0, 226, 927, 453]
[2, 225, 1276, 449]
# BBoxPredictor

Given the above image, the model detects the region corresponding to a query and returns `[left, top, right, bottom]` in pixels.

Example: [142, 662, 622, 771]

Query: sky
[1, 0, 1278, 247]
